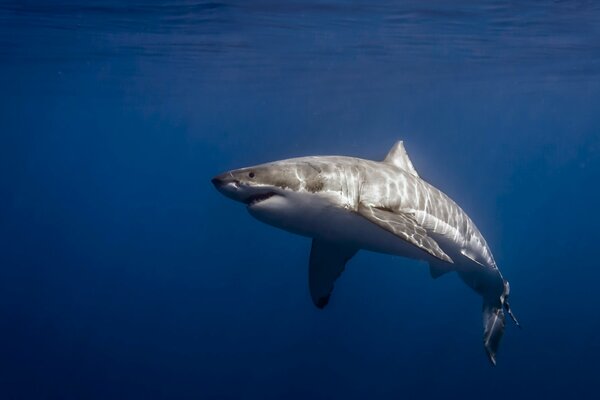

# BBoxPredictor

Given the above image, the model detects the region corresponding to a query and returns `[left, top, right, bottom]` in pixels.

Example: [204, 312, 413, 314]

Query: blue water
[2, 1, 600, 399]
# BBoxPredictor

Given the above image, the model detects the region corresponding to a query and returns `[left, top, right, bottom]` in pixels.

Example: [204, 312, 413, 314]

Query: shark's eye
[248, 172, 255, 178]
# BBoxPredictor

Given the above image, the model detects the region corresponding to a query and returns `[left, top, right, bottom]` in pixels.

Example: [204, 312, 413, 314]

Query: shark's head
[211, 159, 335, 235]
[211, 159, 329, 205]
[211, 162, 299, 206]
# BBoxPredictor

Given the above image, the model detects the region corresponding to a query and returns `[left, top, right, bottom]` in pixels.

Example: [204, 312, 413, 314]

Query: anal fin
[460, 249, 485, 267]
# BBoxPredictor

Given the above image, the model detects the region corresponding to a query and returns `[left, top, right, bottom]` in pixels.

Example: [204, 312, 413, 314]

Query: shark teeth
[244, 192, 277, 206]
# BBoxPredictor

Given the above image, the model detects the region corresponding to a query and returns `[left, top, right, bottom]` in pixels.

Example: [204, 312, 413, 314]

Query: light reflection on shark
[212, 141, 520, 364]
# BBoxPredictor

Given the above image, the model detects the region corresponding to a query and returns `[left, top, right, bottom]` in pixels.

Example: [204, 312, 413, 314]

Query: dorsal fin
[383, 141, 419, 177]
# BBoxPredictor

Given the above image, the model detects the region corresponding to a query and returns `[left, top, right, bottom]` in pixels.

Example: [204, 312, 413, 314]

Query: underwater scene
[1, 1, 599, 399]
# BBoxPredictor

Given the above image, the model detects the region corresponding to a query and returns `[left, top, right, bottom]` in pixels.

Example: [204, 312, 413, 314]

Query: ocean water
[1, 1, 599, 399]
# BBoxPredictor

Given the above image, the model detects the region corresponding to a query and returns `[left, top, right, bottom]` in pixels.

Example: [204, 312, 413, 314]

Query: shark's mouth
[244, 191, 277, 206]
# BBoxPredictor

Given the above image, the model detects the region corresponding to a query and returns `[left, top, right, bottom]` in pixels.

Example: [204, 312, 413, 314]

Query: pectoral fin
[357, 204, 453, 263]
[309, 239, 358, 309]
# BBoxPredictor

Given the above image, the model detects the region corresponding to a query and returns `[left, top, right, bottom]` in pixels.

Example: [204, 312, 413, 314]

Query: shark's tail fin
[482, 280, 520, 365]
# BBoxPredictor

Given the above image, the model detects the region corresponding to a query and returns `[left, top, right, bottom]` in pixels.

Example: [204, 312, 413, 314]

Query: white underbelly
[247, 192, 434, 262]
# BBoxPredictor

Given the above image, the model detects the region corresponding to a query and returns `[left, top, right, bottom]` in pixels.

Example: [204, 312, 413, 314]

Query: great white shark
[211, 141, 519, 364]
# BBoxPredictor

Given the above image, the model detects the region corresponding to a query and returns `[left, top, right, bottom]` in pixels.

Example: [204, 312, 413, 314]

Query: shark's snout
[211, 172, 246, 202]
[212, 170, 281, 207]
[211, 173, 236, 188]
[211, 176, 225, 187]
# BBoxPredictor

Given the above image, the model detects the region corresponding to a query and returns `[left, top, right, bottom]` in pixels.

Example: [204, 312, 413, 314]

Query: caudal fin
[482, 299, 506, 365]
[482, 280, 520, 365]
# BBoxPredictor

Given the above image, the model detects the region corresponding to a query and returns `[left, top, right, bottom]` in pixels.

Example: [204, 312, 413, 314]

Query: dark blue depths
[1, 1, 599, 399]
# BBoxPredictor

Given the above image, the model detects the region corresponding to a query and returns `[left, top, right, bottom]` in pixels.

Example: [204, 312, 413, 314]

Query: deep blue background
[1, 1, 599, 399]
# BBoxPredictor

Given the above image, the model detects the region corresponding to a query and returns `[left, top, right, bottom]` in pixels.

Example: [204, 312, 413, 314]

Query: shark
[211, 141, 519, 365]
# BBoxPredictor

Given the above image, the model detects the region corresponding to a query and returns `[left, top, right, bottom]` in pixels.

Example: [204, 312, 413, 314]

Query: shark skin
[211, 141, 519, 365]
